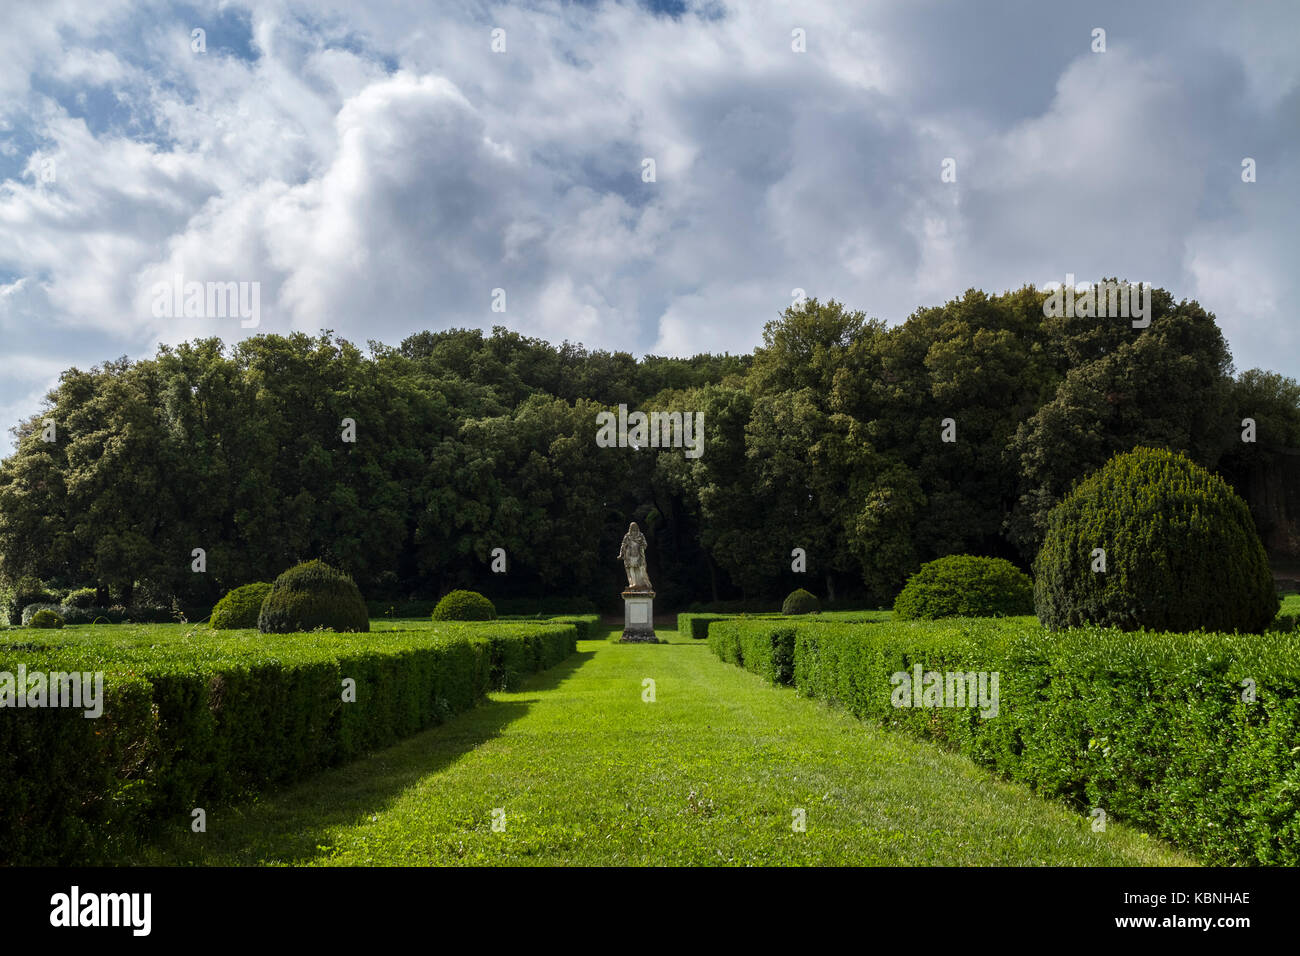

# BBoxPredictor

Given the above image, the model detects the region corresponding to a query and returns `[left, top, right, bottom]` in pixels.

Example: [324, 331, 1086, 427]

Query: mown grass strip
[132, 626, 1188, 866]
[710, 614, 1300, 865]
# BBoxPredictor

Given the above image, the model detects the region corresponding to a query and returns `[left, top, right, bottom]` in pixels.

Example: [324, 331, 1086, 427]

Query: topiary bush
[1034, 447, 1279, 633]
[257, 560, 369, 634]
[431, 590, 497, 621]
[28, 608, 63, 629]
[781, 588, 820, 615]
[21, 603, 63, 626]
[211, 582, 273, 630]
[63, 587, 99, 609]
[893, 555, 1034, 620]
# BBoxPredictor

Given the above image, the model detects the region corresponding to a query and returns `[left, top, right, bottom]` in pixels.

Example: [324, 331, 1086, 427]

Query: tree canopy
[1, 288, 1296, 611]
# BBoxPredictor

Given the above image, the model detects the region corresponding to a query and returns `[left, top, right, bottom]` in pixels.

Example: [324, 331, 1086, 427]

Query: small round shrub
[1034, 447, 1278, 633]
[211, 582, 273, 630]
[781, 588, 821, 615]
[893, 555, 1034, 620]
[21, 603, 63, 626]
[257, 560, 369, 634]
[28, 608, 63, 629]
[431, 590, 497, 621]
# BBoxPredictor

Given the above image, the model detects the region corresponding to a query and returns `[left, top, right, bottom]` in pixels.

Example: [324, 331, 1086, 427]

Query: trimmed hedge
[432, 589, 496, 622]
[709, 619, 797, 685]
[680, 610, 887, 640]
[542, 614, 601, 640]
[1035, 447, 1278, 633]
[368, 596, 598, 619]
[258, 560, 369, 634]
[708, 615, 1300, 865]
[211, 582, 273, 630]
[893, 554, 1034, 620]
[678, 612, 737, 640]
[0, 619, 579, 865]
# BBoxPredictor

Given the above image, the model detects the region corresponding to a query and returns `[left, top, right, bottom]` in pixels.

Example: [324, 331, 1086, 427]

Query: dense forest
[2, 284, 1298, 612]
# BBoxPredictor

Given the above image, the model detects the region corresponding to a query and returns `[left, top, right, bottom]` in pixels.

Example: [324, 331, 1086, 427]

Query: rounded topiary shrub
[28, 608, 63, 629]
[211, 582, 273, 630]
[431, 590, 497, 621]
[1034, 447, 1279, 633]
[893, 555, 1034, 620]
[21, 603, 63, 626]
[781, 588, 820, 615]
[257, 560, 369, 634]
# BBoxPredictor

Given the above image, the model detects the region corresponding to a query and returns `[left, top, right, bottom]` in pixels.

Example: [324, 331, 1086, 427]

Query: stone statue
[618, 522, 653, 592]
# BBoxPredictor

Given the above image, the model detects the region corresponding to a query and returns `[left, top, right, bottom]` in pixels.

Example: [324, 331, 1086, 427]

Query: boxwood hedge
[0, 619, 579, 865]
[710, 615, 1300, 865]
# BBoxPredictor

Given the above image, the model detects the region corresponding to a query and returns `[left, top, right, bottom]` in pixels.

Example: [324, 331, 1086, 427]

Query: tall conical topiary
[1034, 447, 1278, 633]
[257, 559, 369, 633]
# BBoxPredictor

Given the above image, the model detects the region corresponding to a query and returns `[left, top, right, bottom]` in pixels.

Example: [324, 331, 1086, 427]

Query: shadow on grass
[130, 648, 597, 867]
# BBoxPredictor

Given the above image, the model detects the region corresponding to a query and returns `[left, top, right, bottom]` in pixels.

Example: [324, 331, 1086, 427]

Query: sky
[1, 0, 1297, 446]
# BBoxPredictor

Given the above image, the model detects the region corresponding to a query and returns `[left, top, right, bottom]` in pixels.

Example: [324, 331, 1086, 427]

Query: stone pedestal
[620, 589, 659, 643]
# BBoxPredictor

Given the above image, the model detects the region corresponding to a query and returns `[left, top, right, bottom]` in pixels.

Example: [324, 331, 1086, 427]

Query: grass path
[136, 626, 1191, 866]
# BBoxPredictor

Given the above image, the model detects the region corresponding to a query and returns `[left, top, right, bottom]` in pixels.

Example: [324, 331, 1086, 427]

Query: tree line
[2, 284, 1297, 611]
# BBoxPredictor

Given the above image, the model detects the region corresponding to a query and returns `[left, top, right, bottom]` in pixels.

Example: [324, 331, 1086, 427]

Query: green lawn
[131, 624, 1189, 866]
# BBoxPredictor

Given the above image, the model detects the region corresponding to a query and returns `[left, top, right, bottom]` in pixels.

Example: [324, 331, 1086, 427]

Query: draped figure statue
[618, 522, 653, 591]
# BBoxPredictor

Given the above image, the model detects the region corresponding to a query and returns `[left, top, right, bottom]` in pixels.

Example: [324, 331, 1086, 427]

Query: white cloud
[0, 0, 1296, 451]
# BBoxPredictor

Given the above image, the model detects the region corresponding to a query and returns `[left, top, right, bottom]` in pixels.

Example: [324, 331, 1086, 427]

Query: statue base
[620, 590, 659, 643]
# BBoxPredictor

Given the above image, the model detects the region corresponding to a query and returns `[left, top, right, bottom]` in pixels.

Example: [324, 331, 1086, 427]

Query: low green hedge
[544, 614, 601, 641]
[709, 615, 1300, 866]
[368, 596, 599, 619]
[709, 619, 797, 685]
[681, 610, 887, 640]
[0, 619, 579, 865]
[678, 612, 738, 640]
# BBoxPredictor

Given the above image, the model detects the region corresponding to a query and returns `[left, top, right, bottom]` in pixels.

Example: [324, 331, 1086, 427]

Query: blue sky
[1, 0, 1297, 445]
